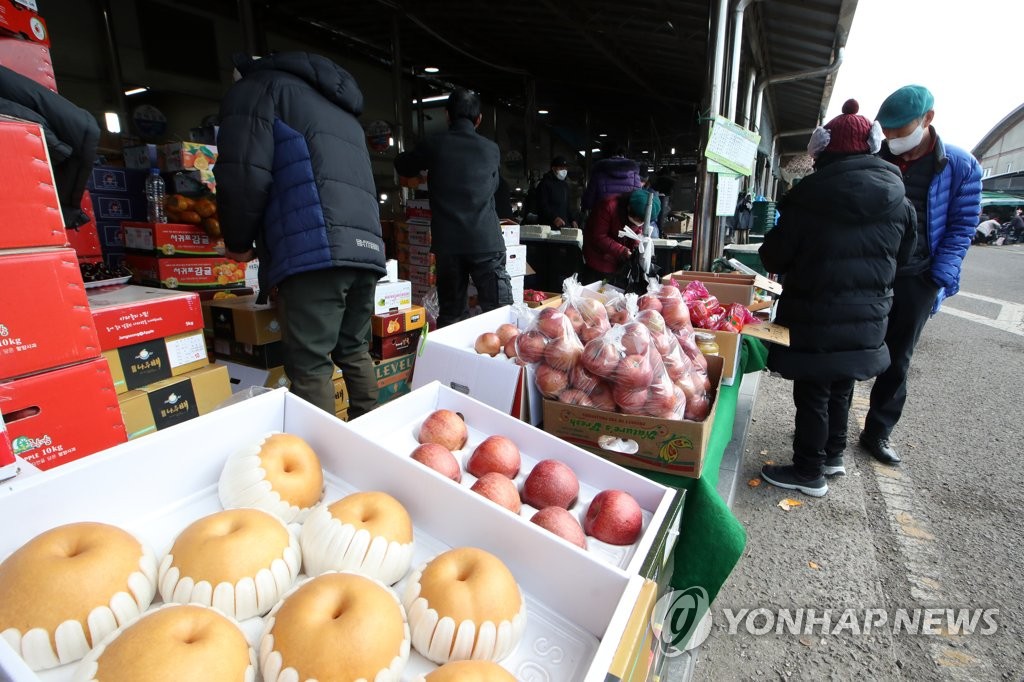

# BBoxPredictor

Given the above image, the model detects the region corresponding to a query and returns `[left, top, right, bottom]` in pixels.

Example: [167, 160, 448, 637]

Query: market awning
[981, 190, 1024, 208]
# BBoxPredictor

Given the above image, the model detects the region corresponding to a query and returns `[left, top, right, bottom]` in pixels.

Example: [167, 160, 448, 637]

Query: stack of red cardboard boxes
[395, 198, 435, 303]
[0, 117, 127, 475]
[124, 220, 253, 292]
[88, 285, 231, 439]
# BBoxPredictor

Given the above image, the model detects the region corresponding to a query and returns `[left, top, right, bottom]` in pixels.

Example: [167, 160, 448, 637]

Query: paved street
[694, 244, 1024, 680]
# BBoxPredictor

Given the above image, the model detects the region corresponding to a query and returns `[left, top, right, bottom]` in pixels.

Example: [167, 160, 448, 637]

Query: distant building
[973, 102, 1024, 182]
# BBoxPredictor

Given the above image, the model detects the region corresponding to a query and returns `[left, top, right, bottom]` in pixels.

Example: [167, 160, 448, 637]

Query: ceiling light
[124, 87, 149, 96]
[670, 147, 676, 155]
[379, 193, 389, 202]
[104, 112, 121, 134]
[412, 94, 450, 104]
[591, 148, 601, 153]
[537, 109, 549, 115]
[642, 150, 649, 154]
[423, 66, 439, 73]
[598, 133, 608, 137]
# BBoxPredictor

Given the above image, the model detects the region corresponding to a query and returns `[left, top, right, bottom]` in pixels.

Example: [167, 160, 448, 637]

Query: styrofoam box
[0, 389, 647, 682]
[506, 244, 527, 278]
[412, 307, 542, 425]
[501, 223, 520, 247]
[349, 381, 680, 575]
[511, 274, 525, 304]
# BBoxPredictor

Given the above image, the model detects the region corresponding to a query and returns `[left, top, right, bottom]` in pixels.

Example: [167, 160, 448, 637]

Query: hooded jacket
[759, 154, 917, 381]
[581, 156, 642, 210]
[583, 193, 639, 274]
[215, 53, 386, 288]
[0, 65, 98, 229]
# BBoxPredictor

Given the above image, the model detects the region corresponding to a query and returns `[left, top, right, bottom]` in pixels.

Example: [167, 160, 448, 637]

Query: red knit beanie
[823, 100, 873, 154]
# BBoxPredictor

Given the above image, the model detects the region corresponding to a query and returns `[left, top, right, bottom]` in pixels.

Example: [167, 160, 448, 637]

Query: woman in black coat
[759, 100, 917, 497]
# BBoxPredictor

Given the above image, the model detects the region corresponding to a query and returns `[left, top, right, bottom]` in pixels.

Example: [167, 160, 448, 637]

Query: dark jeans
[435, 251, 513, 328]
[276, 267, 380, 418]
[864, 273, 939, 439]
[792, 378, 855, 478]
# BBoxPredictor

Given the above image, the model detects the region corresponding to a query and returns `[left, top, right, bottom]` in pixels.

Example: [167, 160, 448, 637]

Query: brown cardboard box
[662, 270, 756, 305]
[371, 305, 427, 338]
[542, 356, 724, 478]
[374, 353, 415, 405]
[208, 295, 281, 345]
[118, 363, 231, 439]
[103, 330, 209, 393]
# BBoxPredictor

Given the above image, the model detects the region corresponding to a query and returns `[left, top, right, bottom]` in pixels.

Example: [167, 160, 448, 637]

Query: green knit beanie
[628, 190, 660, 221]
[876, 85, 934, 129]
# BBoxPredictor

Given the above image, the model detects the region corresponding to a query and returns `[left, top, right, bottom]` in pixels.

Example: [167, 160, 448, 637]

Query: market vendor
[580, 189, 659, 286]
[535, 155, 577, 228]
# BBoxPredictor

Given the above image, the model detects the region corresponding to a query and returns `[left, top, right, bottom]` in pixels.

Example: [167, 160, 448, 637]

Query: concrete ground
[692, 243, 1024, 681]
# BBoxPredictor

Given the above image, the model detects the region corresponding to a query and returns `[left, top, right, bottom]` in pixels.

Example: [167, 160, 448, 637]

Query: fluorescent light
[124, 87, 149, 96]
[598, 133, 608, 137]
[641, 150, 649, 154]
[104, 112, 121, 134]
[537, 109, 549, 115]
[670, 147, 676, 155]
[388, 136, 395, 147]
[591, 148, 600, 153]
[412, 94, 450, 104]
[515, 187, 521, 191]
[423, 66, 439, 73]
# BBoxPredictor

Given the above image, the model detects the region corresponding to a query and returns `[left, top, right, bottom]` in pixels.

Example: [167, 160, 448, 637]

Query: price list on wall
[705, 116, 761, 176]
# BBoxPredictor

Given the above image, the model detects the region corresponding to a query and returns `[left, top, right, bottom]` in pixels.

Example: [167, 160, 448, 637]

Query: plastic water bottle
[145, 168, 166, 224]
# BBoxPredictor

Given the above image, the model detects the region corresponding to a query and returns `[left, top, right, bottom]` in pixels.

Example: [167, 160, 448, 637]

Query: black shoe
[760, 464, 828, 497]
[859, 434, 901, 464]
[823, 455, 845, 477]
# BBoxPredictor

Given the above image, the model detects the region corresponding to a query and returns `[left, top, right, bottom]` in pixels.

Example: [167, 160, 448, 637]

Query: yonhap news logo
[652, 587, 713, 656]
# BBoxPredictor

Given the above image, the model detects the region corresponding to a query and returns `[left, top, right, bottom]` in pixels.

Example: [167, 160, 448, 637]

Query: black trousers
[864, 273, 939, 439]
[276, 267, 380, 418]
[792, 378, 855, 477]
[435, 251, 513, 328]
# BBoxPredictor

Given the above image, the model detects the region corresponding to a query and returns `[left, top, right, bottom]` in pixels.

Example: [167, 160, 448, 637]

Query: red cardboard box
[0, 248, 100, 380]
[65, 190, 102, 258]
[125, 254, 247, 290]
[371, 328, 421, 360]
[0, 1, 50, 46]
[0, 418, 14, 479]
[0, 358, 126, 471]
[87, 285, 203, 350]
[0, 118, 65, 249]
[0, 35, 55, 91]
[123, 222, 225, 257]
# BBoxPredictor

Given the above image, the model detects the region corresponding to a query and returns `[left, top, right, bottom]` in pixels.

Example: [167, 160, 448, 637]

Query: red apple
[563, 306, 585, 334]
[515, 330, 548, 364]
[418, 409, 468, 450]
[584, 490, 643, 545]
[467, 435, 521, 478]
[475, 332, 502, 356]
[576, 297, 609, 328]
[621, 323, 651, 356]
[614, 384, 649, 413]
[636, 309, 667, 335]
[685, 394, 711, 421]
[558, 388, 594, 407]
[581, 338, 621, 378]
[537, 307, 567, 340]
[495, 323, 520, 346]
[531, 507, 587, 549]
[661, 300, 691, 331]
[471, 472, 521, 513]
[535, 364, 569, 398]
[638, 294, 662, 312]
[523, 459, 580, 509]
[410, 443, 462, 483]
[543, 336, 582, 371]
[588, 381, 618, 412]
[657, 284, 683, 303]
[570, 363, 600, 392]
[504, 336, 519, 359]
[615, 354, 653, 390]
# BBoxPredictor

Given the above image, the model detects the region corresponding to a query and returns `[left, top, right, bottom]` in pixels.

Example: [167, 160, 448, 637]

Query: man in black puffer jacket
[759, 100, 917, 497]
[216, 53, 386, 418]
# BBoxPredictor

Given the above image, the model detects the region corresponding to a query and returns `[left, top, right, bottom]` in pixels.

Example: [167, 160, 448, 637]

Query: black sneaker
[823, 455, 846, 477]
[760, 464, 828, 497]
[858, 433, 901, 464]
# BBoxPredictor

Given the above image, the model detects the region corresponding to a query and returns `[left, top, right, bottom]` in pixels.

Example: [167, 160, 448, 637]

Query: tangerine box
[0, 248, 100, 381]
[371, 304, 426, 338]
[125, 254, 247, 290]
[123, 222, 225, 257]
[159, 141, 217, 172]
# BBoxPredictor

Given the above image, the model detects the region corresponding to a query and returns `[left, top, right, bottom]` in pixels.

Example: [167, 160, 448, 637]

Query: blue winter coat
[216, 53, 386, 288]
[919, 138, 982, 313]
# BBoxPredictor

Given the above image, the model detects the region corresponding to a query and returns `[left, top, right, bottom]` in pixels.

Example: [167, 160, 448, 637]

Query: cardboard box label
[95, 196, 136, 221]
[117, 340, 171, 388]
[147, 380, 199, 430]
[89, 285, 204, 350]
[374, 280, 412, 314]
[124, 222, 225, 256]
[372, 328, 421, 360]
[161, 141, 218, 172]
[167, 332, 208, 366]
[126, 255, 247, 289]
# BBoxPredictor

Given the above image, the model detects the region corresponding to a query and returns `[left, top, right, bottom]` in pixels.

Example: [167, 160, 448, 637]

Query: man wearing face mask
[859, 85, 982, 466]
[535, 156, 577, 229]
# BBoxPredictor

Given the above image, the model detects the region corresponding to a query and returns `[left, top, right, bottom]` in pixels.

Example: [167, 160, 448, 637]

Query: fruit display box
[125, 254, 247, 290]
[411, 306, 542, 425]
[0, 389, 650, 681]
[348, 381, 682, 577]
[122, 222, 225, 257]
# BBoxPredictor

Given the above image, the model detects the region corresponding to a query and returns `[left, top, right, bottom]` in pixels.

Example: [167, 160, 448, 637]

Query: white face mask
[886, 123, 926, 156]
[555, 169, 568, 180]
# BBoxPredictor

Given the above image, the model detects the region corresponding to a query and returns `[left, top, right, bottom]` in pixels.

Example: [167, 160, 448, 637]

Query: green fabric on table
[630, 336, 767, 603]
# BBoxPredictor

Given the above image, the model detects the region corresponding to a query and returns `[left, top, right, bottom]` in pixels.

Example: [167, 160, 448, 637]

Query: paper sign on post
[716, 174, 741, 217]
[706, 116, 761, 176]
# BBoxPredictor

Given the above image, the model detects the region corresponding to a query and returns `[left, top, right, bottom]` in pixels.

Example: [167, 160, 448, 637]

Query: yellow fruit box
[160, 141, 218, 172]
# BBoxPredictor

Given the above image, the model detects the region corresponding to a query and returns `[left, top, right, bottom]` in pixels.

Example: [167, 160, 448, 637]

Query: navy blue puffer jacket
[215, 53, 386, 288]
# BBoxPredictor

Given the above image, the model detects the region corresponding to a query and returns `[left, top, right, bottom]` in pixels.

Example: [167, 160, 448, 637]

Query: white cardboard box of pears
[0, 388, 660, 682]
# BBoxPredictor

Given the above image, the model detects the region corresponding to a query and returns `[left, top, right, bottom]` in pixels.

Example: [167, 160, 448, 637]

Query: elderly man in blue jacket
[859, 85, 982, 465]
[216, 53, 387, 418]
